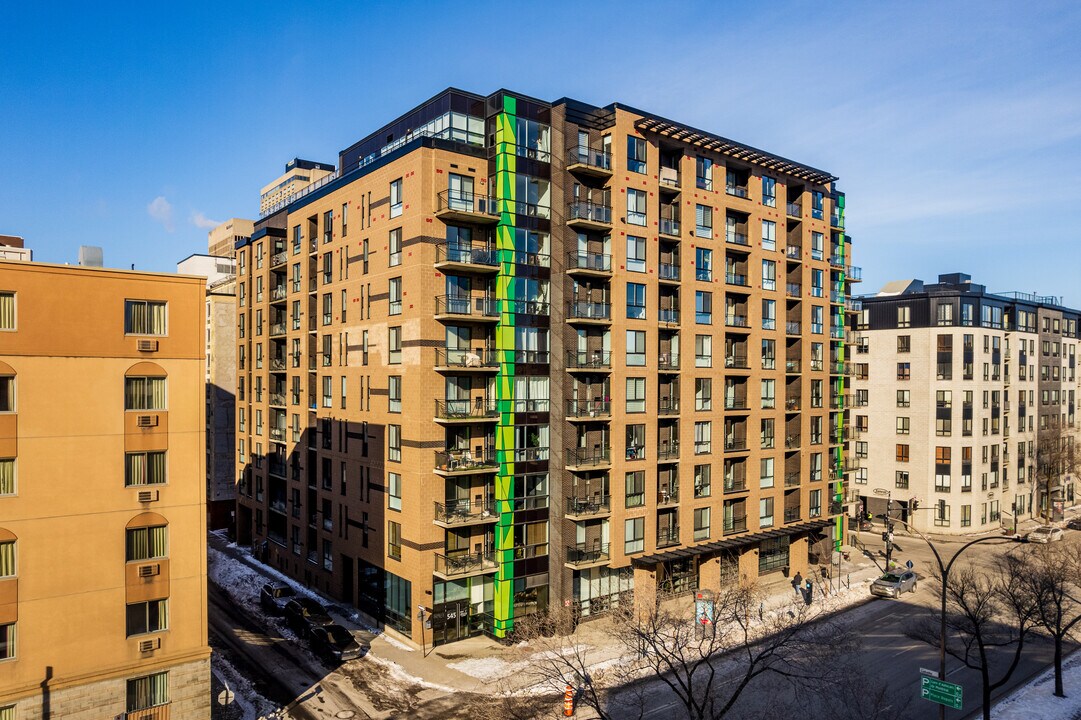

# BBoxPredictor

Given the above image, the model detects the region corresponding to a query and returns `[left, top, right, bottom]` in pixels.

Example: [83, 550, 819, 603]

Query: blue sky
[2, 1, 1079, 299]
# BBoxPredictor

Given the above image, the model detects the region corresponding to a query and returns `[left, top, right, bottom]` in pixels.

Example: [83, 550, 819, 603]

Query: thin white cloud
[190, 211, 221, 230]
[147, 196, 175, 232]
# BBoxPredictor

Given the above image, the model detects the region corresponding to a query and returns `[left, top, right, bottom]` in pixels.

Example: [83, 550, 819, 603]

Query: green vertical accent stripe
[491, 102, 518, 637]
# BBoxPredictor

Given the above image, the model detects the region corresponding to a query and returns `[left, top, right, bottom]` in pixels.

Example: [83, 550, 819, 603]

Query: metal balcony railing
[567, 543, 610, 565]
[784, 507, 801, 523]
[566, 495, 611, 516]
[659, 218, 681, 236]
[724, 437, 747, 452]
[567, 146, 612, 171]
[658, 485, 679, 505]
[567, 301, 611, 320]
[725, 314, 749, 328]
[657, 442, 680, 461]
[658, 399, 679, 415]
[435, 295, 499, 318]
[434, 551, 497, 577]
[435, 399, 499, 420]
[434, 448, 498, 472]
[433, 499, 495, 525]
[435, 347, 498, 369]
[436, 190, 498, 217]
[659, 308, 680, 324]
[435, 242, 497, 267]
[726, 232, 749, 247]
[658, 352, 680, 370]
[723, 516, 748, 535]
[567, 201, 612, 225]
[724, 477, 748, 493]
[567, 250, 612, 272]
[657, 526, 681, 548]
[566, 400, 611, 418]
[725, 354, 749, 369]
[659, 262, 680, 281]
[566, 350, 611, 369]
[566, 447, 611, 467]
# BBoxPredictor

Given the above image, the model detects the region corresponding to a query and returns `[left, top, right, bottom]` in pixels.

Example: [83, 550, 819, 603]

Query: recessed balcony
[566, 251, 612, 276]
[433, 500, 498, 529]
[434, 242, 499, 274]
[566, 202, 613, 231]
[435, 347, 499, 372]
[566, 400, 612, 421]
[434, 551, 498, 580]
[565, 494, 611, 520]
[566, 350, 612, 371]
[434, 295, 500, 322]
[566, 301, 612, 324]
[565, 543, 610, 569]
[566, 146, 613, 178]
[565, 446, 611, 471]
[434, 449, 498, 476]
[434, 399, 499, 423]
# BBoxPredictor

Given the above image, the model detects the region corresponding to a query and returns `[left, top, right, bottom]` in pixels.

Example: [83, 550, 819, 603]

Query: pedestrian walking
[792, 570, 803, 596]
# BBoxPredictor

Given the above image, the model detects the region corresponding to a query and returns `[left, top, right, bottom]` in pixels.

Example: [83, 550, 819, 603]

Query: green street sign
[921, 676, 963, 710]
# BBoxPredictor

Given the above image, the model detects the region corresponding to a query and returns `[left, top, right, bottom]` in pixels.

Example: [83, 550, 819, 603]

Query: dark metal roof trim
[631, 115, 837, 185]
[631, 519, 832, 567]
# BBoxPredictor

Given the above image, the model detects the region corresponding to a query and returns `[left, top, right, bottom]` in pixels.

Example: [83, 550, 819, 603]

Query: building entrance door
[432, 600, 472, 645]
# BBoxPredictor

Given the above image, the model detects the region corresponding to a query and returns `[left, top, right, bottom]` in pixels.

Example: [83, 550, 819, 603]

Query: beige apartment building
[208, 218, 254, 258]
[259, 159, 335, 216]
[235, 88, 857, 646]
[851, 273, 1081, 534]
[0, 261, 210, 719]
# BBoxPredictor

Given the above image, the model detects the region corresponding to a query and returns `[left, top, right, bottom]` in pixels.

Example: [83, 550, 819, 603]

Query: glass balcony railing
[437, 190, 498, 217]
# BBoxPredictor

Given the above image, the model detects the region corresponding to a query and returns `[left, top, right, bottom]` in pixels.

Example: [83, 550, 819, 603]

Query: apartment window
[695, 378, 712, 411]
[124, 377, 166, 410]
[695, 291, 712, 324]
[811, 190, 824, 219]
[694, 421, 712, 454]
[125, 451, 166, 486]
[811, 231, 824, 260]
[388, 326, 402, 364]
[626, 424, 645, 459]
[810, 379, 823, 409]
[695, 334, 712, 367]
[322, 376, 332, 408]
[761, 417, 775, 449]
[811, 305, 823, 334]
[126, 525, 168, 561]
[896, 471, 910, 489]
[693, 507, 711, 541]
[696, 248, 713, 282]
[627, 235, 646, 273]
[627, 136, 646, 173]
[937, 303, 954, 326]
[760, 457, 774, 488]
[126, 599, 168, 637]
[761, 176, 776, 207]
[0, 376, 12, 413]
[897, 306, 911, 328]
[761, 299, 776, 330]
[811, 269, 824, 298]
[0, 541, 14, 578]
[761, 259, 776, 291]
[388, 228, 403, 267]
[625, 471, 645, 508]
[760, 497, 775, 528]
[321, 293, 332, 326]
[761, 379, 775, 409]
[0, 624, 11, 660]
[625, 517, 645, 554]
[0, 292, 14, 330]
[696, 156, 713, 190]
[626, 329, 646, 366]
[0, 459, 13, 495]
[761, 220, 776, 251]
[388, 424, 401, 462]
[126, 672, 168, 713]
[388, 472, 401, 511]
[961, 302, 974, 326]
[388, 521, 401, 560]
[627, 189, 647, 225]
[896, 444, 910, 463]
[897, 363, 910, 380]
[390, 179, 403, 217]
[696, 462, 713, 497]
[388, 376, 402, 413]
[695, 204, 713, 238]
[896, 417, 910, 435]
[762, 339, 776, 370]
[626, 378, 646, 413]
[124, 300, 167, 335]
[626, 283, 646, 319]
[897, 335, 910, 353]
[935, 502, 951, 527]
[388, 277, 402, 315]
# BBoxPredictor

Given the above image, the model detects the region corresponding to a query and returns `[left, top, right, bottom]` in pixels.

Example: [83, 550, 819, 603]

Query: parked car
[870, 571, 918, 598]
[1066, 518, 1081, 531]
[309, 624, 364, 663]
[1026, 526, 1065, 544]
[283, 598, 334, 637]
[260, 581, 296, 615]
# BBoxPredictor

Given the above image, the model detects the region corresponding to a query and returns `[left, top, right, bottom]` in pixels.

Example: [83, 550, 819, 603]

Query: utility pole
[872, 488, 894, 569]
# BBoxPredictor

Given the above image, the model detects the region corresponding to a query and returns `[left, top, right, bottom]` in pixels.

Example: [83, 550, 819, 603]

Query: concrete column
[789, 535, 810, 577]
[698, 555, 720, 593]
[738, 546, 759, 587]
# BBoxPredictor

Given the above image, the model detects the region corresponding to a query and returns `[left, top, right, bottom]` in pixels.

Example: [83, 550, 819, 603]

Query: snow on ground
[376, 632, 415, 652]
[213, 650, 283, 720]
[365, 653, 460, 693]
[992, 651, 1081, 719]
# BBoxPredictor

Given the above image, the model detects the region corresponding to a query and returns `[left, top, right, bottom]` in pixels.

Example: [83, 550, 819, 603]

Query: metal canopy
[632, 519, 833, 567]
[634, 117, 838, 186]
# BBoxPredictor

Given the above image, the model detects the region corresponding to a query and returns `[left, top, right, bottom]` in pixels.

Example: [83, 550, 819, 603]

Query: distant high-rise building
[850, 273, 1081, 534]
[0, 259, 210, 718]
[236, 88, 856, 647]
[207, 218, 254, 258]
[258, 159, 335, 216]
[178, 254, 238, 530]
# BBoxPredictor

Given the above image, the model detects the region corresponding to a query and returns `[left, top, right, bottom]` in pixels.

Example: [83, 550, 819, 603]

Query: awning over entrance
[630, 519, 834, 568]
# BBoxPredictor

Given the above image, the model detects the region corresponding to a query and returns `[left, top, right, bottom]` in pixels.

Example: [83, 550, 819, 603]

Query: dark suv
[283, 598, 334, 638]
[260, 581, 296, 615]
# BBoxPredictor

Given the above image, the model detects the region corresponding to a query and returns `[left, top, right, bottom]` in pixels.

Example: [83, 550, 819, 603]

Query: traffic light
[911, 498, 919, 512]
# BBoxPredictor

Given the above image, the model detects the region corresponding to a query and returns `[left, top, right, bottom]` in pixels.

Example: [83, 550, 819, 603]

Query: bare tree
[1033, 422, 1079, 523]
[910, 557, 1038, 720]
[1021, 542, 1081, 697]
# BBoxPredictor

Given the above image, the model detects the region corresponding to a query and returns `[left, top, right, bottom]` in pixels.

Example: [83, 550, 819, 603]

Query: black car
[1067, 517, 1081, 531]
[260, 581, 296, 615]
[309, 624, 364, 663]
[283, 598, 334, 637]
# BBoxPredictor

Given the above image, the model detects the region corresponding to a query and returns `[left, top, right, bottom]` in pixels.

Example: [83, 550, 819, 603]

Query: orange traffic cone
[563, 683, 575, 716]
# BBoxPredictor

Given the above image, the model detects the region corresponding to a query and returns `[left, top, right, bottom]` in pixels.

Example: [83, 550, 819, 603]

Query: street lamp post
[872, 488, 894, 569]
[891, 517, 1018, 720]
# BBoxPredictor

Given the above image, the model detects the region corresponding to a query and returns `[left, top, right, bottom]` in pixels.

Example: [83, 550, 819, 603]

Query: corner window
[125, 300, 167, 336]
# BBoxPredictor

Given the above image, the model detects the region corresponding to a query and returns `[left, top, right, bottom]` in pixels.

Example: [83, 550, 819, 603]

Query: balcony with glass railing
[659, 262, 680, 282]
[435, 347, 498, 371]
[567, 146, 613, 176]
[435, 242, 498, 272]
[435, 190, 499, 224]
[434, 295, 499, 320]
[434, 399, 499, 422]
[657, 526, 681, 549]
[659, 217, 681, 237]
[786, 202, 802, 218]
[434, 551, 498, 579]
[565, 494, 611, 519]
[567, 201, 613, 230]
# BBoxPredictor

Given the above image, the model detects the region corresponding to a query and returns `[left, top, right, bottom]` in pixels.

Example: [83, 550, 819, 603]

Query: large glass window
[696, 248, 712, 282]
[627, 189, 647, 225]
[694, 507, 711, 540]
[625, 517, 644, 554]
[626, 330, 646, 366]
[627, 136, 647, 173]
[626, 378, 646, 413]
[390, 179, 403, 217]
[696, 156, 713, 190]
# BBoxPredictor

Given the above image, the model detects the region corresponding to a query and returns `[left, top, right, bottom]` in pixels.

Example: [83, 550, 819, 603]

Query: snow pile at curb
[213, 651, 282, 720]
[991, 651, 1081, 719]
[365, 653, 461, 693]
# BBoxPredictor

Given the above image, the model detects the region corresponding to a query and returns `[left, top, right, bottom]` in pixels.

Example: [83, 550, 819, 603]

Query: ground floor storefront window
[758, 535, 790, 574]
[658, 557, 698, 598]
[573, 566, 633, 617]
[432, 577, 493, 646]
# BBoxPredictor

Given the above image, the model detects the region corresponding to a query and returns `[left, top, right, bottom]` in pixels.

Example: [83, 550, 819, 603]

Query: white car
[1026, 526, 1064, 544]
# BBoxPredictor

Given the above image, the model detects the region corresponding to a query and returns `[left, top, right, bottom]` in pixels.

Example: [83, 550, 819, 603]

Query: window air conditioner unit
[137, 490, 159, 503]
[136, 339, 159, 352]
[136, 415, 158, 428]
[138, 564, 160, 578]
[138, 638, 160, 653]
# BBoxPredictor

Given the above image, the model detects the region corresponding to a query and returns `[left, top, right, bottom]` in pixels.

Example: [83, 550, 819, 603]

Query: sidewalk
[208, 532, 885, 694]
